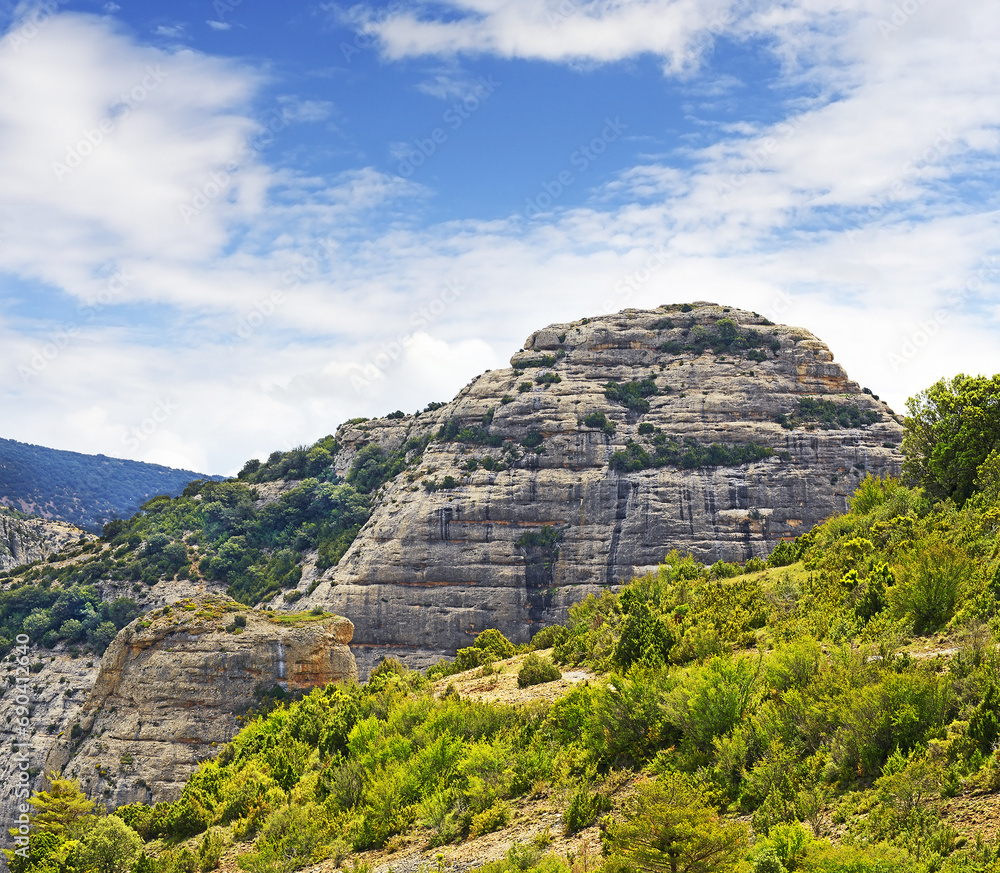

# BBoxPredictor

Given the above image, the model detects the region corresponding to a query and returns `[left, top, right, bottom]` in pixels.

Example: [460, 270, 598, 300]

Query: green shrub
[530, 625, 567, 650]
[197, 830, 225, 872]
[766, 539, 802, 568]
[513, 355, 557, 369]
[470, 800, 511, 837]
[517, 653, 561, 688]
[893, 539, 970, 633]
[346, 444, 405, 494]
[474, 628, 516, 660]
[582, 412, 615, 435]
[604, 379, 658, 413]
[564, 786, 612, 835]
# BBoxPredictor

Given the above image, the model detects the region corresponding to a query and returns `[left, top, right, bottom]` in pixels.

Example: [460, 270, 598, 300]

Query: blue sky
[1, 0, 998, 475]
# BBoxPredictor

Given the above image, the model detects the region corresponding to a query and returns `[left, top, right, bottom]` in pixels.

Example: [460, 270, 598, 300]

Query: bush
[76, 815, 142, 873]
[470, 800, 511, 837]
[530, 625, 567, 650]
[474, 628, 516, 660]
[893, 539, 970, 633]
[604, 379, 658, 413]
[564, 787, 612, 835]
[766, 539, 802, 568]
[583, 412, 616, 435]
[517, 653, 561, 688]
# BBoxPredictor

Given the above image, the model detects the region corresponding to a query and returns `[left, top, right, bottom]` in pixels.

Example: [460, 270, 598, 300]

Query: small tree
[27, 776, 97, 839]
[75, 816, 142, 873]
[603, 773, 748, 873]
[902, 374, 1000, 505]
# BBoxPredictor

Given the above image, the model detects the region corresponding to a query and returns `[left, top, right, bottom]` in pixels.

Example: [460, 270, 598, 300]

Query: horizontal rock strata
[293, 303, 902, 674]
[44, 597, 356, 806]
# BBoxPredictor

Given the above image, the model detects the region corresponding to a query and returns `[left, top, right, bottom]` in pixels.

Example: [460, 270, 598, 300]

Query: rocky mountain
[0, 596, 355, 826]
[0, 301, 905, 790]
[0, 508, 94, 570]
[285, 303, 902, 674]
[0, 437, 223, 532]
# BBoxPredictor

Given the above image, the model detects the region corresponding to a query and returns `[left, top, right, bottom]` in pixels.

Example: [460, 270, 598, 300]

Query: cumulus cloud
[3, 2, 999, 475]
[0, 12, 266, 301]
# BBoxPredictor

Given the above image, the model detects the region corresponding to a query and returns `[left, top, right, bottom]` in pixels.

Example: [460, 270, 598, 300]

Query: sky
[0, 0, 997, 476]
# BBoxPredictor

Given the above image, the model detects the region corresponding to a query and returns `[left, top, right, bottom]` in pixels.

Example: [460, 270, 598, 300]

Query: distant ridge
[0, 437, 223, 532]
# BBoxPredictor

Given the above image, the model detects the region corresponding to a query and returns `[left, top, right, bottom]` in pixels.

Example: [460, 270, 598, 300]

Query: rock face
[0, 650, 100, 841]
[0, 509, 92, 570]
[294, 303, 903, 674]
[44, 597, 356, 807]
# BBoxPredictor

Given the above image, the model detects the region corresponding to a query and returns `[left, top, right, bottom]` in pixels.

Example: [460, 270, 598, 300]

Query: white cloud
[153, 23, 186, 38]
[0, 13, 269, 302]
[3, 2, 999, 476]
[206, 20, 232, 31]
[414, 65, 487, 100]
[275, 94, 335, 122]
[349, 0, 739, 73]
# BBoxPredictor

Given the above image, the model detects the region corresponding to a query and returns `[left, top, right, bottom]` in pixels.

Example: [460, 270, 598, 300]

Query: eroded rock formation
[292, 303, 903, 674]
[0, 510, 92, 570]
[43, 597, 356, 807]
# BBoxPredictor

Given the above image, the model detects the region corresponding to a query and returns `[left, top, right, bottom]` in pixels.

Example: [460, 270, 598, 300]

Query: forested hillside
[7, 373, 1000, 873]
[0, 438, 222, 531]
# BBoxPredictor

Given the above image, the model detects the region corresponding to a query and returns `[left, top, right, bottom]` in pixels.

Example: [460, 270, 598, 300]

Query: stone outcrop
[0, 650, 100, 840]
[0, 509, 93, 570]
[44, 596, 356, 807]
[291, 303, 903, 674]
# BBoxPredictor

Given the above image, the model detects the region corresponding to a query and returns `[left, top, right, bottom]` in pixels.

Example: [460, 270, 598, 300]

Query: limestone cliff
[290, 303, 903, 674]
[0, 509, 93, 570]
[43, 597, 356, 807]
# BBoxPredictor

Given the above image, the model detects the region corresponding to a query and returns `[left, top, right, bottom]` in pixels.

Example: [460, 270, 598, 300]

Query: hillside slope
[17, 465, 999, 873]
[0, 437, 222, 531]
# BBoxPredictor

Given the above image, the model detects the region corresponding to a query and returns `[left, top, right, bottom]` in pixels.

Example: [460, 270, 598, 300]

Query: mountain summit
[291, 302, 902, 673]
